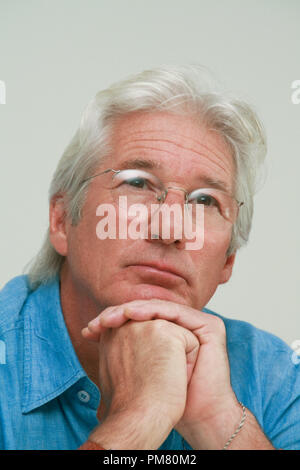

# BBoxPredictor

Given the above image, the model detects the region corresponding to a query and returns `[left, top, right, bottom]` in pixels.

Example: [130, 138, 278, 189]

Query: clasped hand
[82, 299, 238, 449]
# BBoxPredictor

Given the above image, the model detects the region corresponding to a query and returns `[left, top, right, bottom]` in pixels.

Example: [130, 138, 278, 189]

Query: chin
[118, 283, 188, 305]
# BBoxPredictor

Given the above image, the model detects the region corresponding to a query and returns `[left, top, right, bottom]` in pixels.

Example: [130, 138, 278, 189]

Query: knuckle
[143, 318, 174, 339]
[211, 315, 226, 334]
[151, 318, 170, 329]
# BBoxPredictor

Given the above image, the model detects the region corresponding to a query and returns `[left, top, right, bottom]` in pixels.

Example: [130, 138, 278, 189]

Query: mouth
[125, 262, 187, 284]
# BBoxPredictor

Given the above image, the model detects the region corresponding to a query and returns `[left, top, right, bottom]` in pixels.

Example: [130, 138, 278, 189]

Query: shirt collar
[22, 277, 86, 413]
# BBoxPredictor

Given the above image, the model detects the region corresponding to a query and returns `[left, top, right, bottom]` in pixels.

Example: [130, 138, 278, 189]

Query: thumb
[181, 328, 200, 384]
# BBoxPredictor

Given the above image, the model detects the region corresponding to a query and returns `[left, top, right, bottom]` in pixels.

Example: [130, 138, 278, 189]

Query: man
[0, 66, 299, 450]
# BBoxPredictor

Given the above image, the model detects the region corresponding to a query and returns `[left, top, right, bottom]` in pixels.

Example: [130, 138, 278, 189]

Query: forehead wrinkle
[115, 126, 231, 160]
[115, 122, 232, 165]
[118, 137, 232, 178]
[119, 144, 193, 162]
[113, 117, 234, 187]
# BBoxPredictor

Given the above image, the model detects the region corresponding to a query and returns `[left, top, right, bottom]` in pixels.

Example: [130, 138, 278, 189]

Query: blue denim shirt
[0, 275, 299, 450]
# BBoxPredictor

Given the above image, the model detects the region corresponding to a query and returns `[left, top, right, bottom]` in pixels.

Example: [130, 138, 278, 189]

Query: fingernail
[123, 307, 131, 317]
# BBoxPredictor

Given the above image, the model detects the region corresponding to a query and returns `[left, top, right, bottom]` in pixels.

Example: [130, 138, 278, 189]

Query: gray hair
[26, 65, 267, 290]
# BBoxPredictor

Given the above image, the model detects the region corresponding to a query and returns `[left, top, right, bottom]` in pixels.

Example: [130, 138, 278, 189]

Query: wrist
[177, 396, 243, 450]
[89, 405, 174, 450]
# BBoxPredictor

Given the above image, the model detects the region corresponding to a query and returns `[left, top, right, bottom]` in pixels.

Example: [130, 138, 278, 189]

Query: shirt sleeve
[262, 348, 300, 450]
[78, 439, 106, 450]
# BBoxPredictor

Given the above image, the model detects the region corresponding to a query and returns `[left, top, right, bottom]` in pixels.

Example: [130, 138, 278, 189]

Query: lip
[126, 262, 187, 283]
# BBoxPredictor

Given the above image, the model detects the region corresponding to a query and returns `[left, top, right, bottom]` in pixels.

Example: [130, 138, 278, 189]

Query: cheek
[189, 232, 231, 309]
[191, 229, 231, 278]
[67, 212, 129, 278]
[66, 215, 106, 275]
[204, 226, 232, 254]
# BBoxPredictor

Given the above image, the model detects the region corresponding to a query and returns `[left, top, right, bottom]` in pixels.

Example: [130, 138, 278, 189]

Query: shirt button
[77, 390, 90, 403]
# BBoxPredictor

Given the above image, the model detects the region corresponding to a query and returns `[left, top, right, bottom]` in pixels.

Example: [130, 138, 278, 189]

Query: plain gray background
[0, 0, 299, 346]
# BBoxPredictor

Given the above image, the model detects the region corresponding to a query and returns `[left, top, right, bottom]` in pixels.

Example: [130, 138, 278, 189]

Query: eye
[113, 169, 160, 192]
[189, 191, 219, 208]
[124, 176, 150, 190]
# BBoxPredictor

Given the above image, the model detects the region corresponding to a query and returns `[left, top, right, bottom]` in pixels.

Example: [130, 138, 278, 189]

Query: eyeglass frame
[81, 167, 244, 223]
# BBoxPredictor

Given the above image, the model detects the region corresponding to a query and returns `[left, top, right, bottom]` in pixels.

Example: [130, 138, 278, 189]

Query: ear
[49, 195, 68, 256]
[219, 253, 236, 285]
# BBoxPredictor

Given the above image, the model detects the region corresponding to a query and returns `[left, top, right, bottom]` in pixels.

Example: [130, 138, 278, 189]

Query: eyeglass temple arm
[80, 168, 119, 185]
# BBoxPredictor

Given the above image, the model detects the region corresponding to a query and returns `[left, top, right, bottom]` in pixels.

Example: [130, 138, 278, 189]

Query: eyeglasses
[82, 168, 244, 230]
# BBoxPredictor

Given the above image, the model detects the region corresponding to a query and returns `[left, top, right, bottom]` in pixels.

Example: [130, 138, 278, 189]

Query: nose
[147, 186, 189, 248]
[159, 186, 188, 204]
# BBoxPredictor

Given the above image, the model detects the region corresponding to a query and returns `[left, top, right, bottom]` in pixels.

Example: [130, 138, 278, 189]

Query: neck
[59, 263, 101, 389]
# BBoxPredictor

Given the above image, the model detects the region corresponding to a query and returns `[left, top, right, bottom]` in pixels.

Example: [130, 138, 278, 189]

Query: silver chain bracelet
[223, 402, 246, 450]
[181, 402, 247, 450]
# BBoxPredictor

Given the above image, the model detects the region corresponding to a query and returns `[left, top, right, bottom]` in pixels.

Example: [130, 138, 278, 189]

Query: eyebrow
[118, 158, 162, 171]
[118, 158, 230, 193]
[197, 177, 230, 193]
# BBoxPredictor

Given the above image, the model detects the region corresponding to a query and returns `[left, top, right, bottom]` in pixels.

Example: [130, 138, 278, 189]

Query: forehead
[108, 111, 235, 191]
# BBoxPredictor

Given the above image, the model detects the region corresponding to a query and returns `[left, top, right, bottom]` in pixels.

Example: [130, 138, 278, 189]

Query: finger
[99, 307, 131, 328]
[98, 300, 182, 328]
[81, 320, 110, 342]
[82, 304, 132, 340]
[119, 300, 204, 333]
[81, 326, 101, 342]
[91, 300, 172, 330]
[113, 299, 225, 344]
[89, 298, 224, 345]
